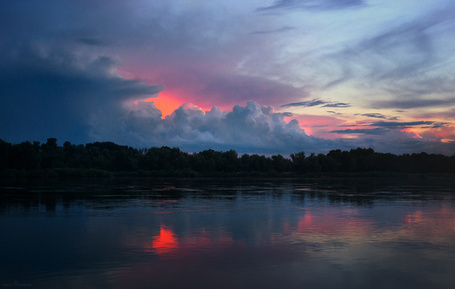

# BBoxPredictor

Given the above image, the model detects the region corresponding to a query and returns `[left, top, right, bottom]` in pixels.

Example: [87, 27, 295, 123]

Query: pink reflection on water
[402, 205, 455, 239]
[295, 210, 373, 237]
[140, 226, 234, 257]
[405, 210, 422, 224]
[149, 225, 179, 255]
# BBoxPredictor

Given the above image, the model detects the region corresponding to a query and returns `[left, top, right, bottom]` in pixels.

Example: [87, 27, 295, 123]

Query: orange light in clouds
[146, 91, 182, 119]
[401, 128, 423, 139]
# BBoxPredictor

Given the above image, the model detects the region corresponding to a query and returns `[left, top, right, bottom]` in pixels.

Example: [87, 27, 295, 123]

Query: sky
[1, 0, 455, 155]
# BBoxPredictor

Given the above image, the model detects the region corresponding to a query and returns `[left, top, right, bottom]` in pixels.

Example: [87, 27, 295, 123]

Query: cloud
[369, 121, 434, 128]
[257, 0, 366, 11]
[281, 99, 350, 108]
[322, 102, 350, 108]
[358, 113, 386, 119]
[251, 26, 296, 35]
[1, 43, 452, 156]
[76, 38, 109, 47]
[154, 69, 309, 110]
[356, 113, 402, 121]
[0, 46, 323, 154]
[332, 127, 455, 155]
[416, 109, 455, 120]
[426, 122, 450, 129]
[1, 1, 454, 156]
[330, 12, 439, 83]
[281, 99, 326, 108]
[373, 98, 455, 109]
[0, 46, 163, 144]
[116, 101, 332, 154]
[330, 128, 388, 135]
[321, 4, 455, 103]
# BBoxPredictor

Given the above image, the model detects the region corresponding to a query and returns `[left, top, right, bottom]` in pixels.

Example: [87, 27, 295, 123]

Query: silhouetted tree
[1, 138, 454, 176]
[290, 152, 306, 173]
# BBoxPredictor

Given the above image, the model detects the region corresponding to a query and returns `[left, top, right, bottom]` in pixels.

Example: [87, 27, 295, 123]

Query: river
[1, 177, 455, 289]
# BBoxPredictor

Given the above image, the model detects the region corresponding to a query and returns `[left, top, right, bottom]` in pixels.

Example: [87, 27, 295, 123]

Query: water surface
[1, 177, 455, 289]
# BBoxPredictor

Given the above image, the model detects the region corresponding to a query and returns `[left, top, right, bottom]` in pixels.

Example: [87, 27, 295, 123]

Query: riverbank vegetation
[1, 138, 454, 178]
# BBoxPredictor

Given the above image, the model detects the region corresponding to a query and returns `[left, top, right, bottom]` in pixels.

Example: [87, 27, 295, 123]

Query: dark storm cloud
[0, 46, 163, 144]
[76, 38, 109, 46]
[258, 0, 366, 11]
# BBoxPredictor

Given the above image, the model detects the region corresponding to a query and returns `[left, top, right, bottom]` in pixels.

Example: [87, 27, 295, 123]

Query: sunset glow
[1, 0, 454, 155]
[401, 128, 423, 139]
[146, 91, 183, 119]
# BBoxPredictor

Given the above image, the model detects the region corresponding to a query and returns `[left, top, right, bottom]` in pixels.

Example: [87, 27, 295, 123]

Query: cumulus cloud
[115, 101, 332, 154]
[114, 101, 455, 155]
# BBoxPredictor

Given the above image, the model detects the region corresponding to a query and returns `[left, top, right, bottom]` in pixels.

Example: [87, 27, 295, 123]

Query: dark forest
[1, 138, 454, 178]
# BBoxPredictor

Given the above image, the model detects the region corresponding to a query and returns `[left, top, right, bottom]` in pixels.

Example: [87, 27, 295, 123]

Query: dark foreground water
[1, 177, 455, 289]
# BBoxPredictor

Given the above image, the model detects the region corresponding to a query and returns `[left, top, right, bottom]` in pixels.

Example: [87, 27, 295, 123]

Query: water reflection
[1, 178, 455, 289]
[150, 225, 178, 255]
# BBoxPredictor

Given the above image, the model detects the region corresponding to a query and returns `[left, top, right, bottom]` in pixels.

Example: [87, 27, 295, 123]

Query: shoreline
[2, 168, 455, 182]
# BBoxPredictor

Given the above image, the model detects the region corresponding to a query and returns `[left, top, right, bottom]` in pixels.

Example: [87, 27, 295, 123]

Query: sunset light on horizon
[1, 0, 455, 155]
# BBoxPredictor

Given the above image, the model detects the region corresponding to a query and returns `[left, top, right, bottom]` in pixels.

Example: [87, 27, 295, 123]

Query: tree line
[1, 138, 454, 177]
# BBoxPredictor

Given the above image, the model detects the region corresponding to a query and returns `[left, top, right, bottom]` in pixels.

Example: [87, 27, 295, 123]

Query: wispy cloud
[373, 98, 455, 109]
[251, 26, 296, 35]
[369, 121, 434, 128]
[281, 99, 350, 108]
[330, 128, 388, 135]
[257, 0, 366, 11]
[322, 102, 350, 108]
[281, 99, 326, 107]
[321, 3, 455, 102]
[358, 113, 386, 119]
